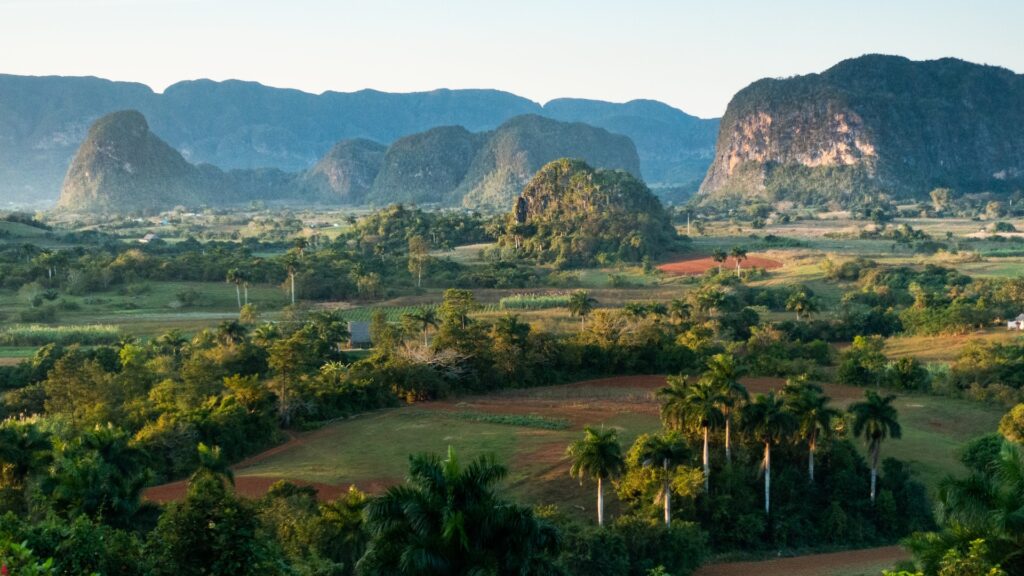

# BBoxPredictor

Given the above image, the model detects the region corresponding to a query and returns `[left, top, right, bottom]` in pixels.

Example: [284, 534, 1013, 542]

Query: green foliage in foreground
[902, 430, 1024, 576]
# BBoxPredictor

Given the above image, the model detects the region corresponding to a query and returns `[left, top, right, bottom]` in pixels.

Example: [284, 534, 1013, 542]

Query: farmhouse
[1007, 313, 1024, 330]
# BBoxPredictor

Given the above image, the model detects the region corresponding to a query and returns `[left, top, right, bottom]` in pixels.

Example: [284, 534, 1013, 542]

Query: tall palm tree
[567, 426, 626, 526]
[742, 392, 796, 515]
[226, 268, 243, 309]
[235, 268, 252, 305]
[636, 432, 691, 525]
[403, 307, 439, 346]
[711, 249, 727, 274]
[730, 246, 748, 276]
[282, 252, 301, 305]
[658, 376, 726, 491]
[568, 290, 598, 332]
[783, 379, 840, 482]
[704, 353, 748, 463]
[849, 390, 902, 502]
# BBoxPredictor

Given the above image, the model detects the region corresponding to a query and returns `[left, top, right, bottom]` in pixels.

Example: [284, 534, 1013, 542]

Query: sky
[0, 0, 1022, 118]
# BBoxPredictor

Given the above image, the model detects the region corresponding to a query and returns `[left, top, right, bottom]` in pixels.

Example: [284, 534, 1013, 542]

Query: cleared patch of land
[696, 545, 909, 576]
[884, 329, 1022, 363]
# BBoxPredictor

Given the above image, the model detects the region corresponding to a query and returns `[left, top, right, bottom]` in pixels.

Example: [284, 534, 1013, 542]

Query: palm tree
[730, 246, 748, 276]
[0, 419, 52, 491]
[742, 392, 796, 515]
[693, 286, 725, 320]
[251, 322, 280, 348]
[282, 252, 301, 305]
[636, 432, 691, 525]
[568, 290, 598, 332]
[293, 237, 308, 260]
[154, 329, 189, 358]
[704, 353, 748, 464]
[226, 268, 243, 309]
[358, 447, 559, 575]
[783, 379, 840, 482]
[786, 288, 819, 321]
[235, 268, 252, 305]
[402, 307, 439, 346]
[906, 442, 1024, 574]
[193, 442, 234, 485]
[658, 376, 726, 491]
[215, 320, 248, 347]
[567, 426, 626, 526]
[492, 313, 530, 348]
[849, 390, 902, 502]
[668, 299, 692, 325]
[711, 249, 728, 274]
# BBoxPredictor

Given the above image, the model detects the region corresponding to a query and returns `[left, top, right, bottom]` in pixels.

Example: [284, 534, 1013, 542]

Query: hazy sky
[1, 0, 1021, 118]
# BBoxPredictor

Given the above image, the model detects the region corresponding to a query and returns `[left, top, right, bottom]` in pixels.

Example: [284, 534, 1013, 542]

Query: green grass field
[233, 376, 1005, 519]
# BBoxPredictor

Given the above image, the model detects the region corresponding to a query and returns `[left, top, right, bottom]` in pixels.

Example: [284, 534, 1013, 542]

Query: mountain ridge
[0, 73, 716, 204]
[58, 111, 645, 212]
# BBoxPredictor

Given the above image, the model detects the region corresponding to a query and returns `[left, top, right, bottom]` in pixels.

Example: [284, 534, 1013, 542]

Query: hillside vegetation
[504, 158, 679, 267]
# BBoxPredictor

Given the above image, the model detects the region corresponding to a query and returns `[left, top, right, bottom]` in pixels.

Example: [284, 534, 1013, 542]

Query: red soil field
[695, 545, 910, 576]
[658, 255, 783, 275]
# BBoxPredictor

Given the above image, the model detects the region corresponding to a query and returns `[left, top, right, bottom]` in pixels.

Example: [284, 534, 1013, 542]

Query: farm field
[146, 374, 1004, 514]
[695, 545, 910, 576]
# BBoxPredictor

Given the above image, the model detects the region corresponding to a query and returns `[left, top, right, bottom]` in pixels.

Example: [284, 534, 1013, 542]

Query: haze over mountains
[58, 110, 643, 212]
[0, 74, 717, 205]
[12, 54, 1024, 211]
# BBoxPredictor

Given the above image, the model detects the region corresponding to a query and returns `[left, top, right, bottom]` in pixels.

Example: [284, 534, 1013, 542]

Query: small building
[348, 321, 372, 348]
[138, 232, 159, 244]
[1008, 314, 1024, 330]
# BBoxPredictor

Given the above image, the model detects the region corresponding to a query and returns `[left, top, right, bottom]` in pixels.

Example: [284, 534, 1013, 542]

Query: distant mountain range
[58, 111, 642, 212]
[699, 55, 1024, 204]
[0, 74, 718, 205]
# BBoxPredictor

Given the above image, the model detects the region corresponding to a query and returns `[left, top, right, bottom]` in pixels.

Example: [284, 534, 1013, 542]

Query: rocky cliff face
[699, 55, 1024, 204]
[59, 111, 299, 212]
[58, 111, 212, 211]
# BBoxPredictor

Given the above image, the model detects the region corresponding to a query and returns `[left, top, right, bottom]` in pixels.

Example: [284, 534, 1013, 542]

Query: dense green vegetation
[7, 192, 1024, 575]
[501, 159, 681, 268]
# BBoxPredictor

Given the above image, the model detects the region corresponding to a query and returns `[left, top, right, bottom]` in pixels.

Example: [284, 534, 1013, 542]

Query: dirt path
[696, 545, 909, 576]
